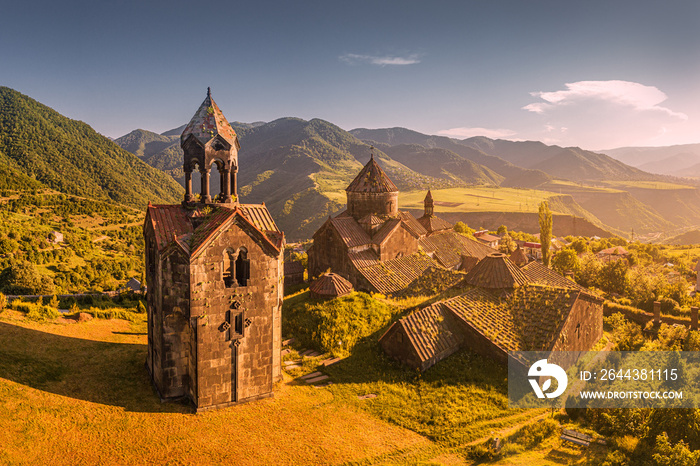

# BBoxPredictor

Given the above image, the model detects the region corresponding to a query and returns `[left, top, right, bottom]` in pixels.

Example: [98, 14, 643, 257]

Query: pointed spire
[424, 189, 434, 217]
[370, 145, 375, 159]
[346, 152, 398, 193]
[181, 88, 238, 147]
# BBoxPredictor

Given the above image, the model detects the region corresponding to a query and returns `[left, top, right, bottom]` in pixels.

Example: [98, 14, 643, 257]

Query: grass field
[598, 180, 696, 190]
[0, 291, 603, 465]
[399, 187, 557, 214]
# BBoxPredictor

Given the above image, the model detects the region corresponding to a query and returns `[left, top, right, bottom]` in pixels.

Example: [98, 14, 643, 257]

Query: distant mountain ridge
[351, 127, 652, 182]
[0, 87, 182, 206]
[602, 144, 700, 177]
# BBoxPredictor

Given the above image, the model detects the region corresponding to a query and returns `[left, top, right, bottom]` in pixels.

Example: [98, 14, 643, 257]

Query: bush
[283, 292, 396, 356]
[510, 419, 558, 447]
[11, 300, 60, 321]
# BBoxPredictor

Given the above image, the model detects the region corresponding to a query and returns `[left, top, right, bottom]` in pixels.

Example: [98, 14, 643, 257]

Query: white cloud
[521, 80, 689, 149]
[523, 80, 687, 120]
[339, 53, 420, 66]
[437, 127, 517, 139]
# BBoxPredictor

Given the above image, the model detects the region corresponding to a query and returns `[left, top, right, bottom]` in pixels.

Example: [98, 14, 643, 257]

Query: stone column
[184, 171, 194, 202]
[223, 167, 232, 203]
[692, 306, 698, 330]
[201, 169, 211, 203]
[653, 301, 661, 325]
[219, 170, 225, 202]
[231, 167, 238, 201]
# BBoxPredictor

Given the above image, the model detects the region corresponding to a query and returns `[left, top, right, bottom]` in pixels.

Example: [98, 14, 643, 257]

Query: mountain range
[115, 117, 700, 239]
[3, 85, 700, 242]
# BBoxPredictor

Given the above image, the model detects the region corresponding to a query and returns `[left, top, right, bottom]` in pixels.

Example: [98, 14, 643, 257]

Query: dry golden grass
[0, 311, 429, 465]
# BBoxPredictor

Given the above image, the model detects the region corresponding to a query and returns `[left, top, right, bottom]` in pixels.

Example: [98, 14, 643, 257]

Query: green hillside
[0, 87, 182, 206]
[380, 143, 504, 186]
[351, 127, 552, 188]
[236, 118, 456, 239]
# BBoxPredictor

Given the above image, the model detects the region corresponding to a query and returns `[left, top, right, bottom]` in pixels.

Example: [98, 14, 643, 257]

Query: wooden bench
[561, 429, 592, 447]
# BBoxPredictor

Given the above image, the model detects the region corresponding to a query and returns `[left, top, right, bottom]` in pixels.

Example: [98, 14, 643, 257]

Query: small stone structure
[143, 89, 284, 411]
[309, 273, 353, 299]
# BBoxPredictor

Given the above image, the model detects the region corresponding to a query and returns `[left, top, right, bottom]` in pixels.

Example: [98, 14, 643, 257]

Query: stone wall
[347, 191, 398, 220]
[189, 219, 282, 409]
[378, 224, 418, 261]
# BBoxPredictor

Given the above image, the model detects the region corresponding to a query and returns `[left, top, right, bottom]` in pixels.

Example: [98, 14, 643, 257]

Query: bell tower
[181, 88, 240, 204]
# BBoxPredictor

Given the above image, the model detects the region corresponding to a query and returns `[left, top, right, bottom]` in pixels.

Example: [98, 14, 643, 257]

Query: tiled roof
[508, 285, 579, 351]
[330, 215, 371, 248]
[597, 246, 628, 255]
[239, 203, 280, 233]
[345, 155, 399, 193]
[181, 88, 238, 147]
[146, 205, 193, 251]
[463, 252, 529, 289]
[372, 218, 401, 245]
[419, 231, 494, 269]
[358, 214, 384, 226]
[397, 302, 463, 365]
[147, 204, 283, 259]
[417, 214, 453, 234]
[521, 261, 591, 294]
[309, 273, 353, 297]
[509, 246, 529, 266]
[284, 261, 305, 275]
[458, 255, 480, 273]
[397, 211, 428, 238]
[476, 233, 500, 243]
[445, 287, 518, 350]
[444, 284, 579, 352]
[357, 253, 438, 295]
[348, 249, 380, 268]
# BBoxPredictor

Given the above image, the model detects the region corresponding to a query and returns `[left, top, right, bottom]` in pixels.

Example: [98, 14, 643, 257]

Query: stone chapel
[143, 89, 285, 411]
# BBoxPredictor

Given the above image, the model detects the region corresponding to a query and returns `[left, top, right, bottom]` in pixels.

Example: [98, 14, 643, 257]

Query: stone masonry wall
[189, 220, 282, 409]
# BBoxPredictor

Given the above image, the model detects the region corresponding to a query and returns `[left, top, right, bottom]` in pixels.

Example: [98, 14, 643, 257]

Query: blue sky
[1, 0, 698, 150]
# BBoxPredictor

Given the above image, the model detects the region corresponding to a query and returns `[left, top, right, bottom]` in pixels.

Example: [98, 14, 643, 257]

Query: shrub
[510, 419, 558, 447]
[284, 292, 396, 356]
[11, 300, 60, 321]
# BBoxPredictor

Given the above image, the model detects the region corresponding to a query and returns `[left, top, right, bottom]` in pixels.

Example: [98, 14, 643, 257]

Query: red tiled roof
[346, 155, 398, 193]
[330, 215, 371, 248]
[463, 252, 529, 289]
[356, 253, 438, 295]
[181, 89, 238, 147]
[476, 233, 500, 243]
[417, 214, 452, 234]
[147, 204, 283, 259]
[397, 211, 428, 238]
[419, 231, 494, 269]
[146, 205, 193, 251]
[309, 273, 353, 297]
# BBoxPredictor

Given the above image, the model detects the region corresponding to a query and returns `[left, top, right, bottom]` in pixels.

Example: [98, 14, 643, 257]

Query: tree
[539, 201, 552, 267]
[497, 224, 508, 236]
[551, 249, 581, 276]
[0, 261, 55, 295]
[454, 221, 474, 236]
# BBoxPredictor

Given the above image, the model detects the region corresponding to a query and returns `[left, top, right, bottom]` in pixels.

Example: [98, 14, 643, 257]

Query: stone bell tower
[144, 88, 284, 412]
[181, 87, 240, 204]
